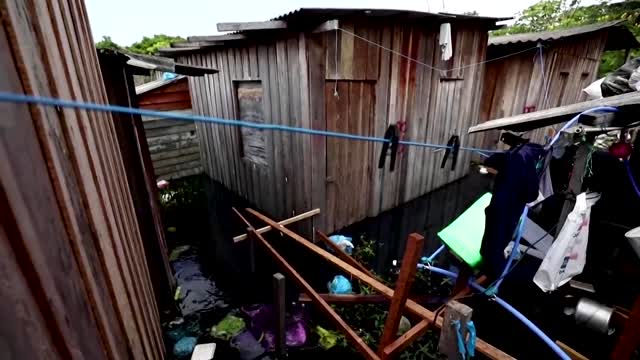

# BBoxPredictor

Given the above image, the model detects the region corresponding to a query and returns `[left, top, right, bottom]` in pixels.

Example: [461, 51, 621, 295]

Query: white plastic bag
[582, 77, 604, 100]
[533, 192, 600, 292]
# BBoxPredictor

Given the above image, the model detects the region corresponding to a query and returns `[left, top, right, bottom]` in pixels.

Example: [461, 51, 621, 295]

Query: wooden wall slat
[481, 33, 606, 145]
[1, 0, 165, 358]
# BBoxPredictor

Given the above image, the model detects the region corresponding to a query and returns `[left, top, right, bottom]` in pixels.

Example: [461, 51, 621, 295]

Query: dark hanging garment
[481, 143, 546, 277]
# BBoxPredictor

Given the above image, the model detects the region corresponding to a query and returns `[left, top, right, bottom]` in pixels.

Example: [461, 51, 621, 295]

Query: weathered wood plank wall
[183, 34, 312, 227]
[138, 78, 204, 179]
[143, 112, 203, 179]
[479, 33, 608, 147]
[0, 0, 164, 358]
[183, 20, 490, 233]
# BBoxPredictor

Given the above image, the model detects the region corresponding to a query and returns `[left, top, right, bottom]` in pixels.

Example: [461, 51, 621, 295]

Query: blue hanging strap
[452, 320, 467, 360]
[466, 320, 476, 357]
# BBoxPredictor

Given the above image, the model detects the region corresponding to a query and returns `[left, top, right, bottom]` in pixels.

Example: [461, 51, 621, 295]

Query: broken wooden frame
[234, 207, 514, 360]
[233, 208, 320, 242]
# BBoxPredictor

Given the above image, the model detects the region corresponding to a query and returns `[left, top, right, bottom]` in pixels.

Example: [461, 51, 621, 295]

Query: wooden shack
[137, 76, 204, 179]
[480, 20, 639, 146]
[161, 8, 504, 233]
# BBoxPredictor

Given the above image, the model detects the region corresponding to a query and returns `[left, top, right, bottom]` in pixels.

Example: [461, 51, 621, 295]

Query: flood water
[165, 151, 640, 359]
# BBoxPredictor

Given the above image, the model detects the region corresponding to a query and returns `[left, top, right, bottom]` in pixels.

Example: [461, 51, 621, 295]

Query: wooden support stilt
[439, 301, 473, 360]
[273, 273, 286, 359]
[378, 233, 425, 356]
[245, 208, 514, 360]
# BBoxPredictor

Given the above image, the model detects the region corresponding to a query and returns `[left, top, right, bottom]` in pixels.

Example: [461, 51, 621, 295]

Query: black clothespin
[440, 135, 460, 171]
[378, 125, 399, 172]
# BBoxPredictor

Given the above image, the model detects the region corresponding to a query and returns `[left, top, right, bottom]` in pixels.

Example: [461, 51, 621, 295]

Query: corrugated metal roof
[273, 8, 509, 28]
[488, 20, 639, 50]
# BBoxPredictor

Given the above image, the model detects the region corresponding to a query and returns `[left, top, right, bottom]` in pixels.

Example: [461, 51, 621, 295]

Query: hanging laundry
[439, 23, 453, 61]
[481, 143, 546, 277]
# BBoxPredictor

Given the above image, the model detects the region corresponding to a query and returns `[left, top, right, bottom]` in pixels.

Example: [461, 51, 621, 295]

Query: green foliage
[493, 0, 640, 75]
[94, 34, 184, 55]
[329, 236, 452, 359]
[95, 36, 121, 50]
[128, 34, 185, 55]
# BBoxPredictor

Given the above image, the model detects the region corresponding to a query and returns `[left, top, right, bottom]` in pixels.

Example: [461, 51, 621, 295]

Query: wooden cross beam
[233, 209, 379, 359]
[233, 208, 320, 242]
[243, 208, 515, 360]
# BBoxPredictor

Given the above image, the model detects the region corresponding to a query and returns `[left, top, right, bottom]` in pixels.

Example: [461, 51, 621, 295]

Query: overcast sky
[85, 0, 596, 46]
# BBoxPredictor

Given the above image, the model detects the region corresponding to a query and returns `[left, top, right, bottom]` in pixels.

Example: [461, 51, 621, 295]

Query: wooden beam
[299, 293, 389, 304]
[315, 230, 378, 278]
[555, 341, 589, 360]
[468, 92, 640, 133]
[379, 234, 425, 355]
[382, 320, 430, 359]
[245, 209, 515, 360]
[234, 208, 320, 242]
[217, 21, 287, 32]
[556, 142, 591, 237]
[247, 230, 380, 360]
[273, 273, 286, 359]
[187, 34, 247, 42]
[439, 301, 473, 360]
[312, 20, 339, 33]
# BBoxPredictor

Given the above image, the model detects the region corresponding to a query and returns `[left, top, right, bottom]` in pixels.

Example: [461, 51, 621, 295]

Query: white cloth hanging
[439, 23, 453, 61]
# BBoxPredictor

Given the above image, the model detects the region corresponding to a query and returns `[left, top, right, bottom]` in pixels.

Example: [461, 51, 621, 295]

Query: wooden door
[325, 81, 375, 231]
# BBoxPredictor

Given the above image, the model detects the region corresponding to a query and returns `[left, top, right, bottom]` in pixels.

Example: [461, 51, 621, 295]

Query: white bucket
[625, 226, 640, 259]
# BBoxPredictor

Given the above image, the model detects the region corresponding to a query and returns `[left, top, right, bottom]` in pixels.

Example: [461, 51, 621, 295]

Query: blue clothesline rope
[0, 92, 503, 155]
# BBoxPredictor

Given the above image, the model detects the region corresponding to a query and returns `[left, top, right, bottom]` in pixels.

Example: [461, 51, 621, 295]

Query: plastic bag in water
[211, 314, 246, 340]
[328, 275, 352, 294]
[328, 235, 354, 255]
[173, 337, 197, 359]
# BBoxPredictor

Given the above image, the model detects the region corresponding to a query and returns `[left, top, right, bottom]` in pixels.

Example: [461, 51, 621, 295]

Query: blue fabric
[481, 143, 545, 277]
[466, 320, 476, 357]
[452, 320, 466, 360]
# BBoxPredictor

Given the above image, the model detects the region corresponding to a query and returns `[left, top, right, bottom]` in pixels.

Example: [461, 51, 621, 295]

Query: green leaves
[493, 0, 640, 75]
[94, 34, 184, 55]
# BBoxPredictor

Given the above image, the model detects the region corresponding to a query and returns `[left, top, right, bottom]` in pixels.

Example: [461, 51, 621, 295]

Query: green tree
[95, 34, 184, 55]
[95, 35, 121, 50]
[127, 34, 185, 55]
[493, 0, 640, 75]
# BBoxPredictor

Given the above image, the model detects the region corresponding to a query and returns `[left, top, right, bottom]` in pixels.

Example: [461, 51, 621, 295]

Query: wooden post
[378, 233, 425, 356]
[439, 301, 473, 360]
[557, 142, 591, 236]
[233, 208, 256, 273]
[273, 273, 286, 359]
